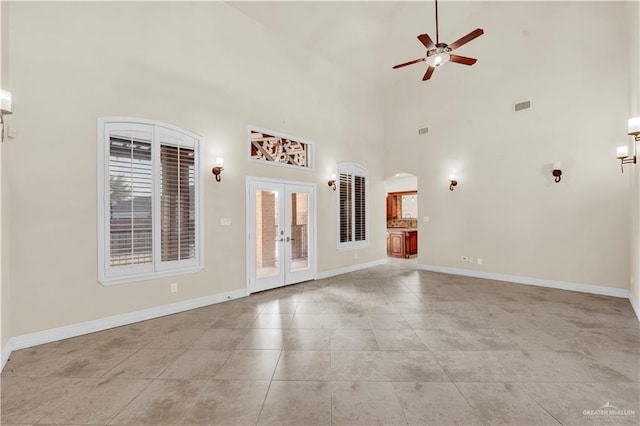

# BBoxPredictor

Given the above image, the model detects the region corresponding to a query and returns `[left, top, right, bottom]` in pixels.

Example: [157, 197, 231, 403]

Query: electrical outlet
[477, 258, 483, 265]
[220, 218, 232, 226]
[354, 253, 358, 259]
[469, 257, 474, 264]
[461, 256, 469, 262]
[170, 283, 178, 293]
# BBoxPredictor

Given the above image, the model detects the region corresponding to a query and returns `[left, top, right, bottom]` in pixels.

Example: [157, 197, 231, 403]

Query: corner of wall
[0, 0, 10, 353]
[629, 0, 640, 315]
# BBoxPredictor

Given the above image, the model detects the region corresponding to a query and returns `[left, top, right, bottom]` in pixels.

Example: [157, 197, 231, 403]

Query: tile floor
[1, 259, 639, 425]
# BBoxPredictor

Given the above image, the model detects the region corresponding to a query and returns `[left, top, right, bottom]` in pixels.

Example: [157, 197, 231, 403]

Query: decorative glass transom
[250, 129, 310, 168]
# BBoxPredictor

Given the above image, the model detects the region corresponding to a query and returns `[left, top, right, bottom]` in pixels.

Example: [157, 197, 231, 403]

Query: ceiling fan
[393, 0, 484, 81]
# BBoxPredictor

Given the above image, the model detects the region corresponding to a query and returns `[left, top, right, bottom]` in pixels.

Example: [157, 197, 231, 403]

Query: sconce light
[211, 157, 224, 182]
[449, 174, 458, 191]
[616, 117, 640, 173]
[552, 161, 562, 183]
[0, 90, 12, 143]
[328, 173, 336, 191]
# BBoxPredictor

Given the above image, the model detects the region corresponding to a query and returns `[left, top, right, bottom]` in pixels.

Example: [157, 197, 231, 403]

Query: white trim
[629, 292, 640, 321]
[247, 125, 315, 171]
[1, 342, 12, 371]
[417, 263, 630, 298]
[317, 258, 387, 280]
[97, 117, 203, 286]
[98, 266, 203, 286]
[1, 288, 247, 371]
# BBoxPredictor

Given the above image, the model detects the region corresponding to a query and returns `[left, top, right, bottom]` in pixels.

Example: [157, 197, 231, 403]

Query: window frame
[97, 117, 203, 286]
[336, 162, 369, 251]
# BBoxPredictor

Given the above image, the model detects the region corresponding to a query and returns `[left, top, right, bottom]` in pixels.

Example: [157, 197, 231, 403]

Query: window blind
[336, 163, 368, 250]
[160, 144, 196, 262]
[108, 135, 153, 267]
[354, 175, 366, 242]
[339, 172, 352, 243]
[99, 118, 202, 285]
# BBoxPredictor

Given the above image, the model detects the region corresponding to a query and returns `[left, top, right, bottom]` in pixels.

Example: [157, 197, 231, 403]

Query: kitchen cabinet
[386, 191, 417, 221]
[386, 229, 418, 259]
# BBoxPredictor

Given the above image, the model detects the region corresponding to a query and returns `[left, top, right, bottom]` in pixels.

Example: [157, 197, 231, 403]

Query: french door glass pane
[289, 192, 309, 272]
[255, 190, 280, 279]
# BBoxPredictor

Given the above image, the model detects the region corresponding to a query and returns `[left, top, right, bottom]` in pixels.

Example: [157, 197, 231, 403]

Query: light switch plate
[220, 218, 232, 226]
[422, 217, 430, 222]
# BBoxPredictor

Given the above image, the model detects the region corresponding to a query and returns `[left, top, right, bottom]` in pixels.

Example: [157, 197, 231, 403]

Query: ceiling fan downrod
[435, 0, 440, 44]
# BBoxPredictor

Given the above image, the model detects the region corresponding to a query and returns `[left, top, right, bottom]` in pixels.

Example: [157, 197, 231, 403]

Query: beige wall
[3, 1, 385, 338]
[1, 0, 9, 350]
[630, 0, 640, 312]
[384, 1, 631, 289]
[2, 1, 637, 345]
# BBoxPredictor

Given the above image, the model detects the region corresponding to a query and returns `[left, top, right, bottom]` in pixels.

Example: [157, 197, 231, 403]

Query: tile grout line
[517, 382, 564, 425]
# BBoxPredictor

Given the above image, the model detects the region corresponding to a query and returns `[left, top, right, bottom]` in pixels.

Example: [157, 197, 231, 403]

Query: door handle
[286, 237, 290, 242]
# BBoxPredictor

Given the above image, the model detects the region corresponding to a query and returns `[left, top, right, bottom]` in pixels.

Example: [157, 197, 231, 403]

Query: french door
[247, 178, 315, 293]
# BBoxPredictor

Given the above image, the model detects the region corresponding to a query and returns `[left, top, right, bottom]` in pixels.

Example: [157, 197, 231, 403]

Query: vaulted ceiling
[227, 1, 488, 88]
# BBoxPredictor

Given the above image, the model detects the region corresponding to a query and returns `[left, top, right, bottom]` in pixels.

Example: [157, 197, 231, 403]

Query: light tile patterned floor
[1, 259, 639, 425]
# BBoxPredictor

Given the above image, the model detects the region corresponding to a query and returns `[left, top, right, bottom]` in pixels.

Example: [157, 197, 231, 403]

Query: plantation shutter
[160, 143, 196, 263]
[99, 118, 202, 285]
[336, 163, 368, 250]
[108, 132, 153, 268]
[339, 172, 352, 243]
[354, 175, 366, 242]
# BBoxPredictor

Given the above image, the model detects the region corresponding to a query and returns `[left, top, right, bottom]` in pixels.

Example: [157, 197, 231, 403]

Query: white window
[336, 162, 368, 250]
[98, 117, 202, 285]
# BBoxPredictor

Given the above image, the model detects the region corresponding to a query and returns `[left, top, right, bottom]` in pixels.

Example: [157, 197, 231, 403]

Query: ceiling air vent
[514, 100, 531, 112]
[418, 127, 429, 135]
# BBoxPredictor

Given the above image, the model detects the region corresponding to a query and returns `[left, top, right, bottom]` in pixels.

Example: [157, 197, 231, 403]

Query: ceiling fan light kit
[425, 50, 450, 67]
[393, 0, 483, 81]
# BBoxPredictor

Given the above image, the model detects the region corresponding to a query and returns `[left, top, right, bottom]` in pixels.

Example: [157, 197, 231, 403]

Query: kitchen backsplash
[387, 219, 418, 229]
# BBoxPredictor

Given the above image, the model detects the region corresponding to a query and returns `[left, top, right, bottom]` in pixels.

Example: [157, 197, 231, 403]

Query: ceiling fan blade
[393, 57, 426, 69]
[422, 66, 435, 81]
[448, 28, 484, 51]
[417, 34, 436, 50]
[449, 54, 477, 66]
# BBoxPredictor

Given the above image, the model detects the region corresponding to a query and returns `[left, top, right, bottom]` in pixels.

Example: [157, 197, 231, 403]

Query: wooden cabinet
[386, 195, 401, 220]
[386, 229, 418, 259]
[386, 191, 417, 221]
[405, 231, 417, 257]
[388, 231, 405, 257]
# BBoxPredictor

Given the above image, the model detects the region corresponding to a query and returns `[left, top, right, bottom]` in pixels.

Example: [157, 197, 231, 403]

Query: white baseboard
[629, 291, 640, 321]
[417, 263, 630, 299]
[1, 341, 12, 370]
[1, 288, 248, 371]
[316, 258, 388, 280]
[4, 261, 637, 372]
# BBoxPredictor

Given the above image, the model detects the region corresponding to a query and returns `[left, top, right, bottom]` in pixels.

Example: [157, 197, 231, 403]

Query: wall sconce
[212, 157, 224, 182]
[617, 117, 640, 173]
[0, 90, 12, 143]
[449, 174, 458, 191]
[552, 161, 562, 183]
[328, 173, 336, 191]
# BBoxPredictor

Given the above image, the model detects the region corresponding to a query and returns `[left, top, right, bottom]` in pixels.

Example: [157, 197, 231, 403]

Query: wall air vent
[418, 127, 429, 135]
[514, 100, 531, 112]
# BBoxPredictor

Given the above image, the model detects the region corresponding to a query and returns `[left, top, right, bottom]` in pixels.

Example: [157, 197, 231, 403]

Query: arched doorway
[385, 173, 418, 260]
